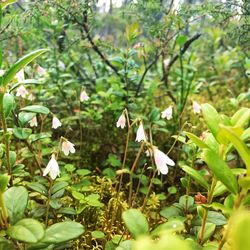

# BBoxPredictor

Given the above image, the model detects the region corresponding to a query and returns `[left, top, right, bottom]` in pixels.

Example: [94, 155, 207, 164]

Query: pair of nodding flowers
[43, 139, 75, 180]
[116, 112, 175, 175]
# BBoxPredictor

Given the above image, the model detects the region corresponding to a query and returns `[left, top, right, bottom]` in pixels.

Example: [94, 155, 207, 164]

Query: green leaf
[2, 49, 48, 86]
[20, 105, 50, 115]
[185, 132, 208, 149]
[91, 230, 105, 239]
[13, 127, 32, 140]
[0, 0, 17, 9]
[27, 182, 48, 196]
[218, 125, 250, 175]
[7, 218, 44, 243]
[197, 223, 215, 242]
[0, 236, 13, 250]
[122, 209, 149, 238]
[4, 186, 28, 224]
[203, 149, 238, 194]
[239, 177, 250, 190]
[76, 169, 91, 176]
[3, 93, 15, 117]
[201, 103, 222, 139]
[152, 219, 185, 236]
[231, 108, 250, 127]
[160, 206, 183, 219]
[39, 221, 84, 244]
[181, 165, 209, 189]
[51, 181, 68, 194]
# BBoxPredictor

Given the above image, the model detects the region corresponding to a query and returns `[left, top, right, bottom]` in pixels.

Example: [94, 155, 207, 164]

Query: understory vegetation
[0, 0, 249, 249]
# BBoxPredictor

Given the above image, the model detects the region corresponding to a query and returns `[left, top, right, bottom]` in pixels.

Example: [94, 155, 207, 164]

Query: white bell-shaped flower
[43, 154, 60, 180]
[62, 140, 76, 156]
[153, 147, 175, 175]
[52, 116, 62, 129]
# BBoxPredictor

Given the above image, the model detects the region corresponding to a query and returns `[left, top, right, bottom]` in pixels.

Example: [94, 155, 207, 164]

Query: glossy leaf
[203, 149, 238, 194]
[39, 221, 84, 244]
[4, 186, 28, 224]
[181, 165, 209, 189]
[201, 103, 222, 139]
[122, 209, 149, 238]
[3, 93, 15, 117]
[21, 105, 50, 115]
[7, 218, 44, 243]
[218, 125, 250, 175]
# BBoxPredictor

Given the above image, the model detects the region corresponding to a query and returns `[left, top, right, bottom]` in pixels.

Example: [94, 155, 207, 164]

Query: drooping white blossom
[153, 147, 175, 175]
[192, 101, 201, 114]
[43, 154, 60, 180]
[116, 113, 126, 129]
[16, 85, 28, 98]
[135, 122, 147, 142]
[29, 116, 38, 127]
[62, 140, 76, 156]
[37, 65, 46, 75]
[80, 90, 89, 102]
[161, 106, 173, 120]
[52, 116, 62, 129]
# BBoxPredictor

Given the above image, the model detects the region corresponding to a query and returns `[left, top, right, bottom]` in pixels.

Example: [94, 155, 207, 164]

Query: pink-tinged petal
[62, 140, 76, 156]
[16, 85, 28, 98]
[116, 113, 126, 129]
[161, 106, 173, 120]
[193, 101, 201, 114]
[80, 90, 89, 102]
[37, 65, 46, 75]
[52, 116, 62, 129]
[29, 116, 38, 127]
[153, 147, 175, 175]
[135, 122, 146, 142]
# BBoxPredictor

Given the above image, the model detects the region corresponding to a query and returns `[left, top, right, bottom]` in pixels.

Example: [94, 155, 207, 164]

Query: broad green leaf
[3, 93, 15, 117]
[91, 230, 105, 239]
[152, 219, 185, 236]
[218, 125, 250, 175]
[203, 149, 238, 194]
[122, 209, 149, 238]
[39, 221, 84, 244]
[231, 108, 250, 127]
[27, 182, 48, 196]
[4, 186, 28, 224]
[21, 105, 50, 115]
[13, 127, 32, 140]
[51, 181, 68, 194]
[201, 103, 222, 138]
[185, 132, 208, 149]
[197, 223, 215, 242]
[181, 165, 209, 189]
[7, 218, 44, 243]
[76, 169, 91, 176]
[160, 206, 183, 219]
[2, 49, 48, 86]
